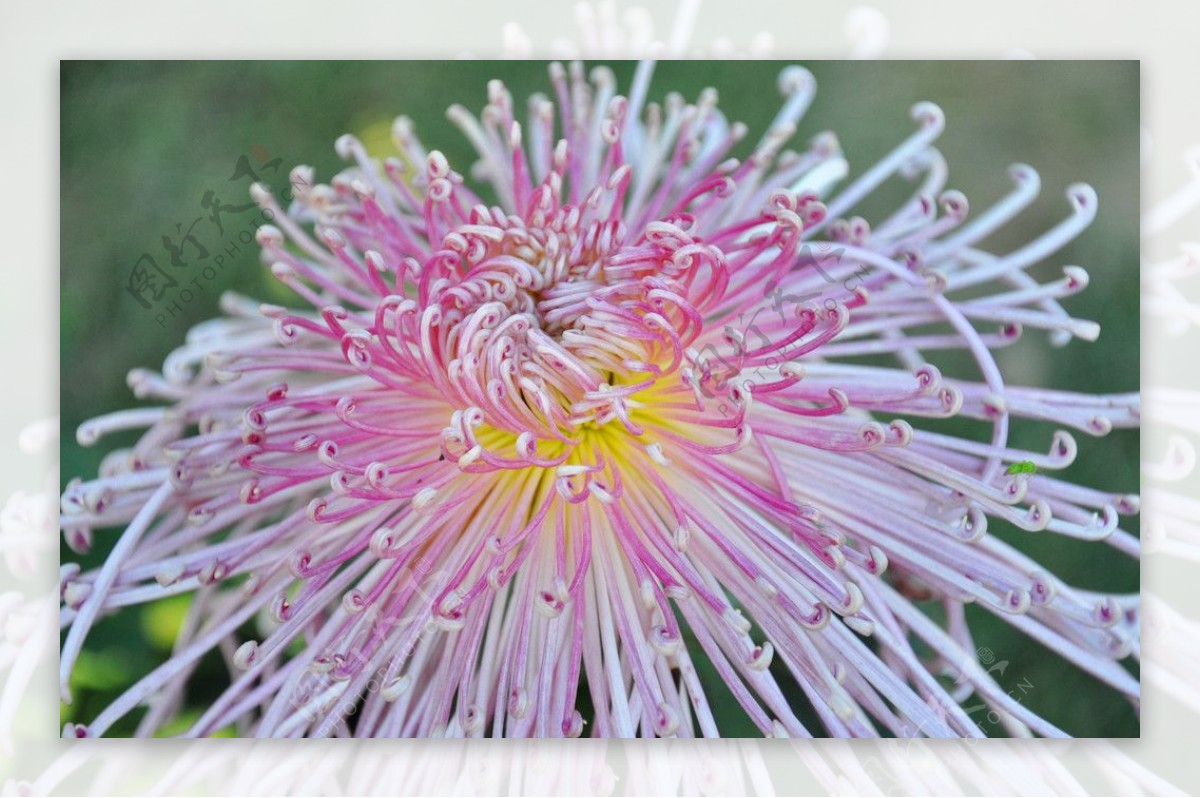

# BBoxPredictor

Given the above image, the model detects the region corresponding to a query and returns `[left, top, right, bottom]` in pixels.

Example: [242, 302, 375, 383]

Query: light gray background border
[4, 0, 1196, 793]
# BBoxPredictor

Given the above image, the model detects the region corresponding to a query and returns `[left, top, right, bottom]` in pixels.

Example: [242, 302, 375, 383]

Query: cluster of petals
[60, 62, 1139, 738]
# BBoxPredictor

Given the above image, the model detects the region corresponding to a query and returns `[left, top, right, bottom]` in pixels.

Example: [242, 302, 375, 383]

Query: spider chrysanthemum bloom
[60, 62, 1140, 738]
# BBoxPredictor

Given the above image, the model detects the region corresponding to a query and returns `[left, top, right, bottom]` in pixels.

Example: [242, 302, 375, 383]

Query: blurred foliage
[60, 61, 1139, 737]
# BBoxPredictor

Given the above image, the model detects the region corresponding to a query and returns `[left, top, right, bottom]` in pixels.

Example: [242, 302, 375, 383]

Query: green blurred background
[60, 61, 1139, 736]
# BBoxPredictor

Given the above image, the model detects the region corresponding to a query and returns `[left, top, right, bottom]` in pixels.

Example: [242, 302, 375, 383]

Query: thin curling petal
[62, 61, 1138, 739]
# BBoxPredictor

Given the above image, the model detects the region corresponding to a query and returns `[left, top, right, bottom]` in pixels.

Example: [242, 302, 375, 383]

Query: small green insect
[1005, 460, 1038, 475]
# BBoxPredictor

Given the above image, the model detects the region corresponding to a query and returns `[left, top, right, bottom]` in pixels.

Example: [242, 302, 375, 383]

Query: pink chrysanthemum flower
[61, 62, 1139, 738]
